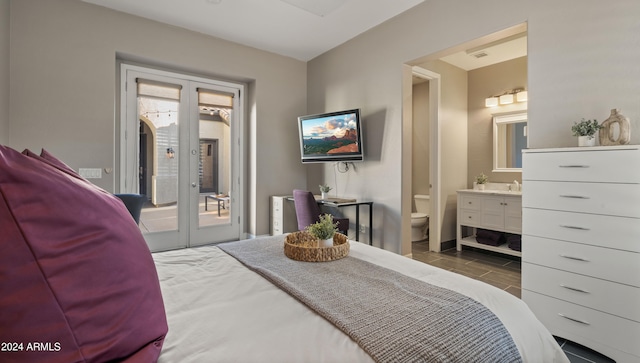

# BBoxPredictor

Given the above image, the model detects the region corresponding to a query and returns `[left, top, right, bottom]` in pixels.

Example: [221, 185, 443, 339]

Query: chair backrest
[293, 189, 322, 231]
[114, 194, 146, 225]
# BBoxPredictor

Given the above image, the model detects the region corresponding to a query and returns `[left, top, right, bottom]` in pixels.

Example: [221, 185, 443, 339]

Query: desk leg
[217, 200, 222, 217]
[355, 205, 360, 242]
[369, 204, 373, 246]
[205, 197, 209, 211]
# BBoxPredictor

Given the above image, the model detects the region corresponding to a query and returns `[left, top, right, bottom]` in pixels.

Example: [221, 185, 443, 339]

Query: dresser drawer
[459, 194, 482, 211]
[460, 210, 481, 226]
[523, 263, 640, 321]
[523, 208, 640, 253]
[523, 180, 640, 218]
[523, 290, 640, 360]
[523, 236, 640, 287]
[523, 148, 640, 183]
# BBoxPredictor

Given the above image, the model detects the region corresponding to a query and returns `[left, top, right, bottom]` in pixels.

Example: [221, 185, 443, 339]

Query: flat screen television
[297, 109, 363, 163]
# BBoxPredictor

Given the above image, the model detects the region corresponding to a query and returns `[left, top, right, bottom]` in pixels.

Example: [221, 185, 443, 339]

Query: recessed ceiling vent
[280, 0, 348, 17]
[470, 51, 489, 59]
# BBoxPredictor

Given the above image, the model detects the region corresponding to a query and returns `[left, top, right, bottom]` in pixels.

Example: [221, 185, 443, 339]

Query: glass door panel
[190, 85, 240, 246]
[137, 81, 180, 233]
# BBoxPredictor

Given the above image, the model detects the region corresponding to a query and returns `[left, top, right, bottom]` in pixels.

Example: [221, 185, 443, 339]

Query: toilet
[411, 195, 430, 241]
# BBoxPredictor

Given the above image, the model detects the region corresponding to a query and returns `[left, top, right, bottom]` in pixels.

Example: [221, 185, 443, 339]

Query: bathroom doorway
[404, 23, 528, 255]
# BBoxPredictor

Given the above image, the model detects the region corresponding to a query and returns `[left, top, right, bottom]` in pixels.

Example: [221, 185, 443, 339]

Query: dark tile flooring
[411, 241, 617, 363]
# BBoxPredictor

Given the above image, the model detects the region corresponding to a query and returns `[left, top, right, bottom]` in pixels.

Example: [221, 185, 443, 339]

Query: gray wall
[308, 0, 640, 255]
[0, 0, 8, 145]
[6, 0, 308, 236]
[468, 56, 527, 186]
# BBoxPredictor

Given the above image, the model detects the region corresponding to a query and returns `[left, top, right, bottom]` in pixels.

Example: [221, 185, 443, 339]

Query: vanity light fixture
[499, 94, 514, 105]
[516, 90, 528, 102]
[485, 97, 499, 107]
[485, 88, 527, 108]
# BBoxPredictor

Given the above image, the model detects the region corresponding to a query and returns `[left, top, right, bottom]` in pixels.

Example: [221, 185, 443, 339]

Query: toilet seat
[411, 212, 428, 227]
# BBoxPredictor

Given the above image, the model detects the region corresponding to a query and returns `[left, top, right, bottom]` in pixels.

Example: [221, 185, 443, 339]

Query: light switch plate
[78, 168, 102, 179]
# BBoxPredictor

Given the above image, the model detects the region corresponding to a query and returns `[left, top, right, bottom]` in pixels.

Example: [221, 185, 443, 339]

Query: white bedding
[154, 236, 568, 362]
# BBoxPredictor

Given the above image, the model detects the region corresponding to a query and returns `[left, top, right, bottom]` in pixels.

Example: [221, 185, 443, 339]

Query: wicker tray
[284, 231, 349, 262]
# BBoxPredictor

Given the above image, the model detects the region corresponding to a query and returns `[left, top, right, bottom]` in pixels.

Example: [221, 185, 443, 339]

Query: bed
[0, 145, 567, 362]
[154, 235, 568, 363]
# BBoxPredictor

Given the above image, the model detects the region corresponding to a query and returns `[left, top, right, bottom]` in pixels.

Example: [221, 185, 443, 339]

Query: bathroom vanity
[456, 189, 522, 257]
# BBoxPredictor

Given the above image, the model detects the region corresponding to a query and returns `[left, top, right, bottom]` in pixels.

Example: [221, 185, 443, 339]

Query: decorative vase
[319, 237, 333, 248]
[321, 192, 328, 199]
[578, 135, 596, 147]
[477, 184, 485, 191]
[599, 109, 631, 146]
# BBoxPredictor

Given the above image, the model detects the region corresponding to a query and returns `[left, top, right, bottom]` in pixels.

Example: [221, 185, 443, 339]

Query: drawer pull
[559, 195, 590, 199]
[560, 254, 590, 262]
[560, 285, 591, 294]
[558, 313, 591, 325]
[559, 225, 590, 231]
[558, 165, 590, 168]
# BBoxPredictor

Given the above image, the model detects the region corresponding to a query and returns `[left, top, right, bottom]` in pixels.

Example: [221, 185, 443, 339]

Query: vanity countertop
[458, 189, 522, 196]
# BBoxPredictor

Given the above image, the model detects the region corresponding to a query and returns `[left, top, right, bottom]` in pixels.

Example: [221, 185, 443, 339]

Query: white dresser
[456, 189, 522, 257]
[270, 196, 298, 235]
[522, 146, 640, 363]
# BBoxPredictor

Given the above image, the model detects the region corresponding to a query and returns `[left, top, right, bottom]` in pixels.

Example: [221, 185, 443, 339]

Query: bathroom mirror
[493, 112, 527, 172]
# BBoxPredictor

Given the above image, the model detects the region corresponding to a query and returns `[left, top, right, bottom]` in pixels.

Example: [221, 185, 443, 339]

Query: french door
[120, 64, 243, 252]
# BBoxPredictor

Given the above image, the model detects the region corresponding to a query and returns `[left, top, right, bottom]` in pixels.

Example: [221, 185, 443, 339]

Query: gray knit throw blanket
[218, 237, 522, 363]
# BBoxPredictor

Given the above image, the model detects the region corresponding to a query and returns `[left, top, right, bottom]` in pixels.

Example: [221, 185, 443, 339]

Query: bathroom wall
[411, 80, 430, 206]
[468, 56, 527, 186]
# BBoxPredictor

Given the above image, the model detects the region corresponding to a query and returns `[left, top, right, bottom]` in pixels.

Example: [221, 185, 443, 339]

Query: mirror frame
[493, 111, 527, 173]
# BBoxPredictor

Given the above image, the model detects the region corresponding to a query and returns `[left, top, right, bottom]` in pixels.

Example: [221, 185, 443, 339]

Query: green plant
[475, 173, 488, 185]
[319, 184, 332, 193]
[306, 214, 338, 240]
[571, 118, 602, 137]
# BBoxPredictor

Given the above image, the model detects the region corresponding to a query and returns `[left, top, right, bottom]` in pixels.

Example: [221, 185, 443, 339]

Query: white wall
[308, 0, 640, 255]
[7, 0, 308, 236]
[0, 0, 8, 145]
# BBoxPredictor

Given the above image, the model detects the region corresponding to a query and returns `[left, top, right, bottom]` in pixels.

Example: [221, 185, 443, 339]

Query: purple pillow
[0, 145, 167, 362]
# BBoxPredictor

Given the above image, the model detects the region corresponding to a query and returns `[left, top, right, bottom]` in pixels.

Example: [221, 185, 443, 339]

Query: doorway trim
[412, 66, 442, 252]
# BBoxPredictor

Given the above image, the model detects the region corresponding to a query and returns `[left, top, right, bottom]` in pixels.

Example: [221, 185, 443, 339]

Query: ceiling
[82, 0, 425, 61]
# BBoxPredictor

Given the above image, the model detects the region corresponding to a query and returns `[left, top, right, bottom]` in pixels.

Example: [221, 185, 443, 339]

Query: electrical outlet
[359, 224, 366, 233]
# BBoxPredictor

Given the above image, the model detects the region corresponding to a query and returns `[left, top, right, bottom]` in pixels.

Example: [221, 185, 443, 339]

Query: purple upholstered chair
[293, 189, 349, 235]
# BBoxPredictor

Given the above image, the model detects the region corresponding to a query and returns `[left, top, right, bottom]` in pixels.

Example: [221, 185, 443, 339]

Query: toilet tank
[414, 194, 430, 214]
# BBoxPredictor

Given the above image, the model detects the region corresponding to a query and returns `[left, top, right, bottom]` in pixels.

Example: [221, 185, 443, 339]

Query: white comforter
[154, 236, 568, 362]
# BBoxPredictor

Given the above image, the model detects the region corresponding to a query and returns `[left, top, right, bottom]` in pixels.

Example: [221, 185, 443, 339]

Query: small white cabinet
[522, 146, 640, 363]
[270, 196, 297, 235]
[456, 190, 522, 257]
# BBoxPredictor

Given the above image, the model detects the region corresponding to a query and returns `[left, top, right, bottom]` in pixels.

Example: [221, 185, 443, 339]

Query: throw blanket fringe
[219, 237, 522, 363]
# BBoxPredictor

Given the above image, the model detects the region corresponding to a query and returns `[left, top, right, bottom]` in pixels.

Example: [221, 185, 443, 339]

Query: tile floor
[411, 241, 617, 363]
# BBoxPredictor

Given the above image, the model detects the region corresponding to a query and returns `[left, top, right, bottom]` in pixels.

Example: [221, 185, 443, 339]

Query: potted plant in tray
[571, 118, 602, 147]
[475, 173, 488, 190]
[319, 184, 332, 199]
[306, 214, 339, 248]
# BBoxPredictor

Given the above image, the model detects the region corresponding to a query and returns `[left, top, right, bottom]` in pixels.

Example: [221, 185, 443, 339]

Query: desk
[320, 200, 374, 246]
[205, 195, 230, 216]
[281, 196, 373, 245]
